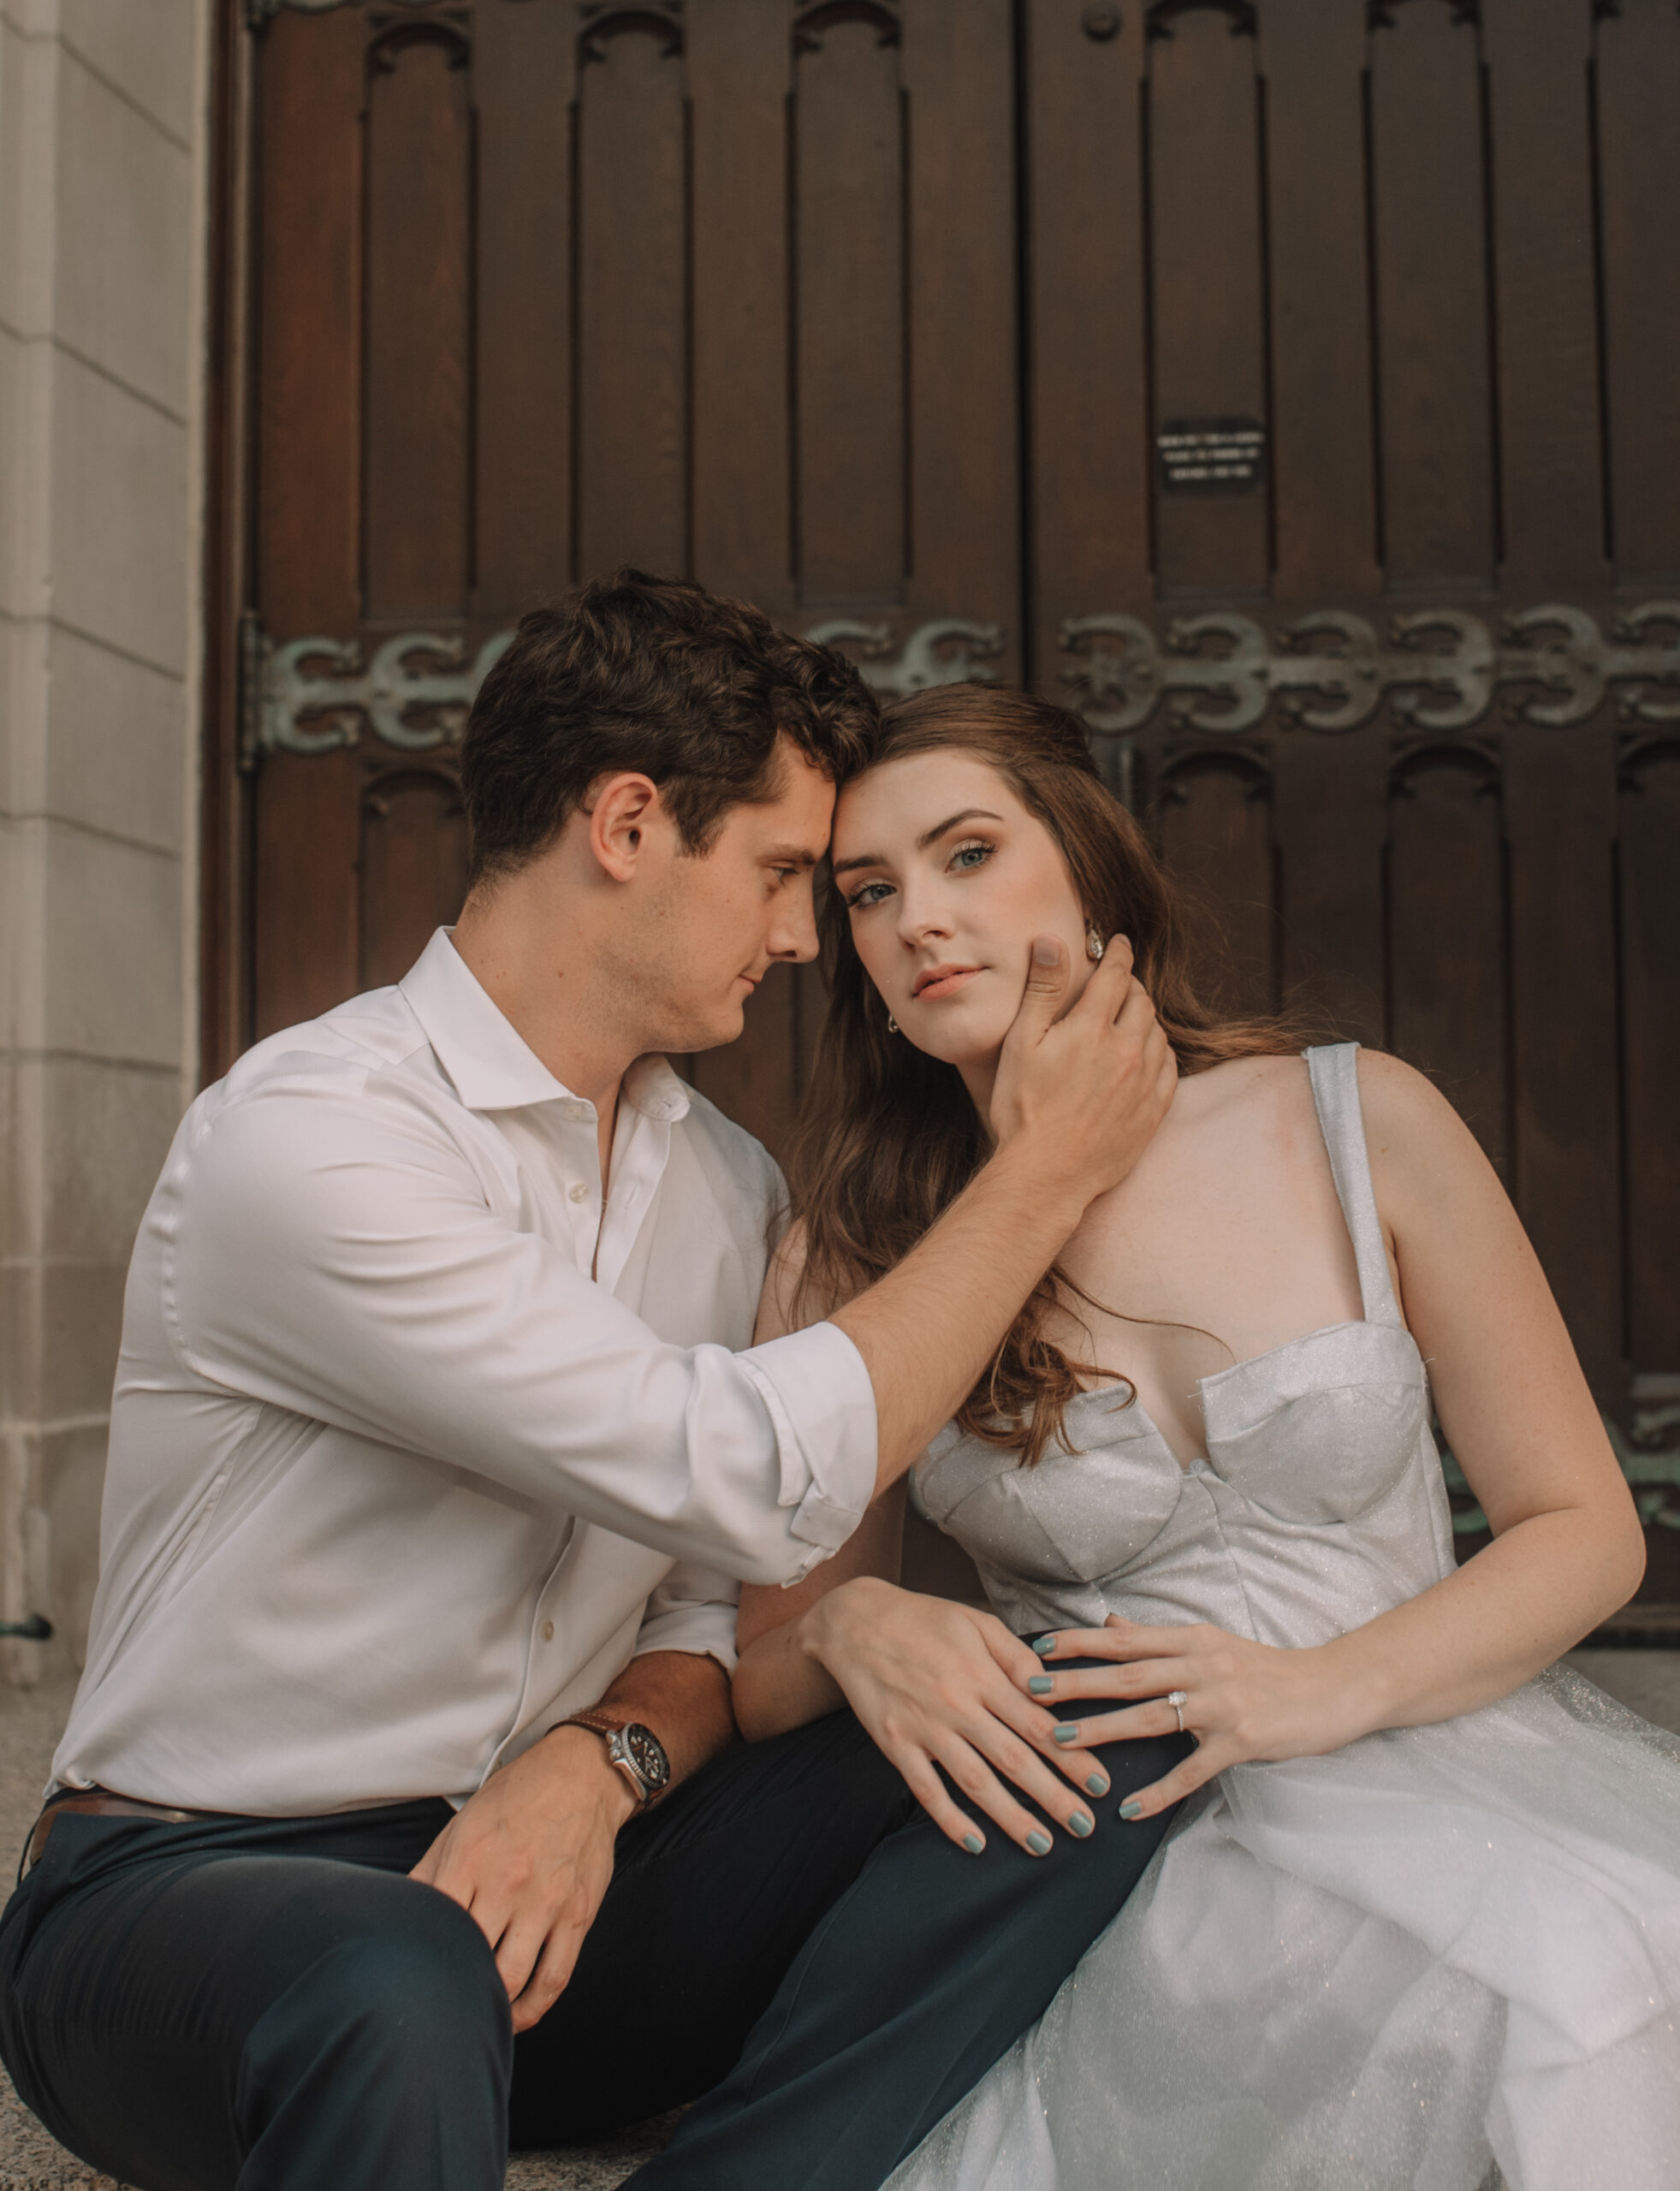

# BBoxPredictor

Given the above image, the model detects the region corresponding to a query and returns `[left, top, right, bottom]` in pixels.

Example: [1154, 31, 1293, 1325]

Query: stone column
[0, 0, 211, 1681]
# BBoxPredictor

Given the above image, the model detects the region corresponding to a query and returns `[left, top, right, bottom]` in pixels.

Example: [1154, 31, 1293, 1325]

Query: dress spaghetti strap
[1303, 1042, 1401, 1327]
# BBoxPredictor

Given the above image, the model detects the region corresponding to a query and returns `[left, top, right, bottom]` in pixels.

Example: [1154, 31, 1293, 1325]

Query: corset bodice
[915, 1047, 1458, 1647]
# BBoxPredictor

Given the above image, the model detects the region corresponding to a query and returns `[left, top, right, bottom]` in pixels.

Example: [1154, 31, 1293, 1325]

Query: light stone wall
[0, 0, 210, 1681]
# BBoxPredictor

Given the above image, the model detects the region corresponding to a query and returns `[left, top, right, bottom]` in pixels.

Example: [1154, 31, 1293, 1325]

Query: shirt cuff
[631, 1598, 739, 1672]
[737, 1320, 878, 1580]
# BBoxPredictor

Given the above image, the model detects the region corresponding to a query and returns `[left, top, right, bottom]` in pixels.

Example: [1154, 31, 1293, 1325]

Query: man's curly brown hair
[460, 567, 880, 885]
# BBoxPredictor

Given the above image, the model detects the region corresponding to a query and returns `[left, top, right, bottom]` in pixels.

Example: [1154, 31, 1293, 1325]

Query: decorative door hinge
[1060, 602, 1680, 738]
[241, 619, 516, 762]
[804, 619, 1006, 697]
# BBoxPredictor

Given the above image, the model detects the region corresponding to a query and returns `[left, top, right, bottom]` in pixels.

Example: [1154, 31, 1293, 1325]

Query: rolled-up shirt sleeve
[631, 1559, 740, 1669]
[164, 1074, 878, 1588]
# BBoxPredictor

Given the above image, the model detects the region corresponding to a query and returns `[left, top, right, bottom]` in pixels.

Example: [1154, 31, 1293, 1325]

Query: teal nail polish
[1051, 1724, 1078, 1745]
[1067, 1811, 1094, 1838]
[1025, 1829, 1052, 1856]
[1085, 1773, 1109, 1796]
[963, 1832, 983, 1855]
[1119, 1799, 1144, 1820]
[1028, 1675, 1054, 1696]
[1031, 1636, 1058, 1656]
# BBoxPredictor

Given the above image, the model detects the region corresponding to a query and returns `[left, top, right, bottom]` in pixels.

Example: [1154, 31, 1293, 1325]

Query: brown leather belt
[26, 1790, 211, 1874]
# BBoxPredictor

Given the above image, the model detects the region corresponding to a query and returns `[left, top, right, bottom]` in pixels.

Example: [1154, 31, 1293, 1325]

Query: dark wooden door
[214, 0, 1680, 1586]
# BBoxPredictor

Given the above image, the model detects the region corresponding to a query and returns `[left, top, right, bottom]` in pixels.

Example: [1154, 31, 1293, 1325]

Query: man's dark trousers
[0, 1690, 1187, 2191]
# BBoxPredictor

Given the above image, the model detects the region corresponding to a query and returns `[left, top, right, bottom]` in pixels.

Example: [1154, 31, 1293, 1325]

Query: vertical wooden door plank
[1481, 0, 1619, 1394]
[1594, 0, 1680, 580]
[1155, 757, 1277, 1016]
[1258, 0, 1380, 604]
[475, 0, 576, 620]
[1481, 0, 1603, 594]
[1620, 745, 1680, 1375]
[252, 751, 363, 1038]
[1273, 728, 1387, 1046]
[793, 7, 906, 607]
[575, 17, 687, 579]
[258, 9, 362, 635]
[1147, 10, 1269, 601]
[1506, 727, 1621, 1395]
[359, 769, 469, 994]
[364, 27, 473, 620]
[1259, 4, 1383, 1049]
[690, 0, 793, 611]
[1024, 0, 1150, 683]
[1368, 2, 1495, 590]
[1386, 750, 1509, 1176]
[687, 2, 798, 1143]
[902, 0, 1019, 664]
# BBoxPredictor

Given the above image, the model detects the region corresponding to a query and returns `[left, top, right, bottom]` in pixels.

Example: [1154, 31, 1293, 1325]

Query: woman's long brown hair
[788, 684, 1324, 1468]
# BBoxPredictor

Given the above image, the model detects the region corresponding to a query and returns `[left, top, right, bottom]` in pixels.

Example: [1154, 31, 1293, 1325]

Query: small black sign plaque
[1156, 417, 1267, 495]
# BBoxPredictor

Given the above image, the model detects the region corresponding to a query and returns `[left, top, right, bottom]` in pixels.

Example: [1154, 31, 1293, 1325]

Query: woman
[733, 686, 1680, 2191]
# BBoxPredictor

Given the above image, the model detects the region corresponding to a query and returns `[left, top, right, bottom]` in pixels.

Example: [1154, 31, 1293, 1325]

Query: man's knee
[252, 1875, 510, 2087]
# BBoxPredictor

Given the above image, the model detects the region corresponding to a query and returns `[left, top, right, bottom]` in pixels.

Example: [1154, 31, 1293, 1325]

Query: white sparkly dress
[889, 1045, 1680, 2191]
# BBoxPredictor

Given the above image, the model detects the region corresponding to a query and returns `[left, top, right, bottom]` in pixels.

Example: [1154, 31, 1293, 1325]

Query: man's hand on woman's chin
[798, 1576, 1114, 1858]
[409, 1725, 637, 2033]
[988, 933, 1178, 1204]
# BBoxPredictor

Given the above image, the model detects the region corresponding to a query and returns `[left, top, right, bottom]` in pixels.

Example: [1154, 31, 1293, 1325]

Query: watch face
[620, 1723, 671, 1790]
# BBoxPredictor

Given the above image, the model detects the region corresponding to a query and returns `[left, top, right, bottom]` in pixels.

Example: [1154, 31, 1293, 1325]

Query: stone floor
[4, 1653, 1680, 2188]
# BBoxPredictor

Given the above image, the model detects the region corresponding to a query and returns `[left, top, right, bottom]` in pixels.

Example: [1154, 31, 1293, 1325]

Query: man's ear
[585, 773, 663, 883]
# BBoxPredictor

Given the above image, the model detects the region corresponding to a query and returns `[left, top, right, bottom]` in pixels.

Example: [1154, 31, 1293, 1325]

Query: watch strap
[561, 1710, 661, 1808]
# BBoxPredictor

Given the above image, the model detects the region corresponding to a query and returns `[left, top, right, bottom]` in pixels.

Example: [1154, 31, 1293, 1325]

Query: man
[0, 572, 1182, 2191]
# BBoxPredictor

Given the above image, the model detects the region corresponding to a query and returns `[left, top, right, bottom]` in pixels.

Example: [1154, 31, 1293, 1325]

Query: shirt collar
[621, 1053, 691, 1125]
[399, 928, 690, 1124]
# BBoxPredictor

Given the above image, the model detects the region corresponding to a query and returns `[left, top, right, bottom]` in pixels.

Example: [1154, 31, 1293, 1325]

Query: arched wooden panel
[1595, 0, 1680, 581]
[1619, 740, 1680, 1375]
[1367, 0, 1495, 588]
[475, 0, 577, 620]
[1386, 743, 1508, 1178]
[359, 768, 469, 995]
[1257, 0, 1380, 602]
[793, 3, 906, 605]
[576, 11, 687, 577]
[1146, 6, 1269, 596]
[253, 750, 364, 1042]
[364, 25, 473, 620]
[1154, 748, 1277, 1017]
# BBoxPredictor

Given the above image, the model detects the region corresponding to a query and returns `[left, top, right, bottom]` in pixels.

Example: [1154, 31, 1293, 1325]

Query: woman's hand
[800, 1576, 1117, 1855]
[1021, 1613, 1375, 1821]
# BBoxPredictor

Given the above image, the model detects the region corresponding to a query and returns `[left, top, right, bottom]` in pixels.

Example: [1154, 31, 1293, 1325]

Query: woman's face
[832, 748, 1094, 1069]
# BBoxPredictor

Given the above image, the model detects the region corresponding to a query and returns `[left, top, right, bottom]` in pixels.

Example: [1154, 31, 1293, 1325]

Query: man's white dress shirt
[51, 930, 876, 1815]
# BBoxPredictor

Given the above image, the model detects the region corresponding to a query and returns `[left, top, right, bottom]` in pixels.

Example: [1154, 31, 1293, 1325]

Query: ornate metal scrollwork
[246, 603, 1680, 757]
[246, 615, 1000, 759]
[1060, 603, 1680, 739]
[803, 619, 1005, 697]
[248, 629, 515, 762]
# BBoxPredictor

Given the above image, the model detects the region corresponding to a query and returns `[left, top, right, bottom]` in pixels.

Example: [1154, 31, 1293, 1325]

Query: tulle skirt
[887, 1667, 1680, 2191]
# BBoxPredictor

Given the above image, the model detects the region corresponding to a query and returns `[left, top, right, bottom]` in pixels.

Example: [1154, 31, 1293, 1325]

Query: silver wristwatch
[562, 1711, 672, 1810]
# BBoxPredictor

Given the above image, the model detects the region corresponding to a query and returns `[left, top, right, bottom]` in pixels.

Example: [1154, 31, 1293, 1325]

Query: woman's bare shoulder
[1353, 1048, 1479, 1158]
[1353, 1048, 1507, 1235]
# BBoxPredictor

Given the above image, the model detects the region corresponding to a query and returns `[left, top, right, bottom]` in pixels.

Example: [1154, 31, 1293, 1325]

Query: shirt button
[568, 1182, 590, 1203]
[541, 1620, 555, 1642]
[561, 1100, 590, 1123]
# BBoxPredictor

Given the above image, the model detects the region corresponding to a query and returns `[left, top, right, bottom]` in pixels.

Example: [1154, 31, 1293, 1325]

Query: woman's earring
[887, 1014, 899, 1034]
[1085, 924, 1105, 963]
